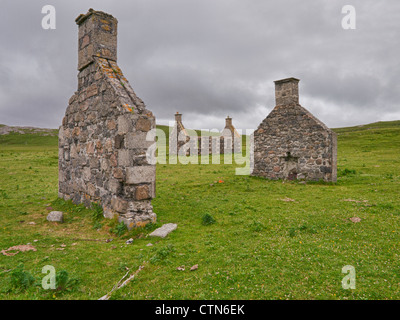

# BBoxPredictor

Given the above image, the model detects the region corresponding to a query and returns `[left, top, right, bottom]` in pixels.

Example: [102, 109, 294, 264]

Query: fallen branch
[71, 238, 110, 242]
[0, 269, 12, 274]
[98, 262, 146, 300]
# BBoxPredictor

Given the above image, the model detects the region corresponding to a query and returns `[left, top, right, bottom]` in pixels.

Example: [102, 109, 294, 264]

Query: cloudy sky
[0, 0, 399, 131]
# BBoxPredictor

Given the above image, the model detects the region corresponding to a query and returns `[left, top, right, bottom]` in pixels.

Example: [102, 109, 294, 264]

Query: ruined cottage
[220, 116, 242, 154]
[252, 78, 337, 182]
[58, 9, 156, 228]
[169, 112, 191, 156]
[169, 113, 241, 156]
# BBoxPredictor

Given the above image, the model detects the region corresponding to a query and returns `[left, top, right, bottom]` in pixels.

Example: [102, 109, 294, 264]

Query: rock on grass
[149, 223, 177, 238]
[47, 211, 64, 223]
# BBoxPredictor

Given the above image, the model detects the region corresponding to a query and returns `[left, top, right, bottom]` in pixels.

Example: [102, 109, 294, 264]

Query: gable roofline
[264, 103, 334, 134]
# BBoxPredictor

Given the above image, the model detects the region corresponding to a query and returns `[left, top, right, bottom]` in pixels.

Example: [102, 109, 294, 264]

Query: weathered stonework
[58, 9, 156, 228]
[252, 78, 337, 182]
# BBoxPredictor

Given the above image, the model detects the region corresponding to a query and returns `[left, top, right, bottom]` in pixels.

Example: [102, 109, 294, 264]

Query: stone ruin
[252, 77, 337, 182]
[169, 112, 191, 156]
[57, 10, 338, 232]
[169, 113, 242, 156]
[220, 116, 242, 155]
[58, 9, 156, 228]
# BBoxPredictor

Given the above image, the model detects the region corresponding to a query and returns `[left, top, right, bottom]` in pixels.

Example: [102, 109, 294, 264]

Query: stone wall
[169, 113, 242, 156]
[252, 78, 337, 182]
[58, 9, 156, 228]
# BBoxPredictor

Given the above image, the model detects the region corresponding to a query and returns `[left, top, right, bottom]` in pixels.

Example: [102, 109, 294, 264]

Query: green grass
[0, 121, 400, 299]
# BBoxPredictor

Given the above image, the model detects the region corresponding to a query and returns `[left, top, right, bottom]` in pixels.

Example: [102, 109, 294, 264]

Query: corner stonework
[58, 9, 156, 229]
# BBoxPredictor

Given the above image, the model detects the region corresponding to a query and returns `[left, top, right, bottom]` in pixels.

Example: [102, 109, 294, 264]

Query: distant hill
[0, 124, 58, 136]
[1, 120, 399, 147]
[333, 120, 400, 134]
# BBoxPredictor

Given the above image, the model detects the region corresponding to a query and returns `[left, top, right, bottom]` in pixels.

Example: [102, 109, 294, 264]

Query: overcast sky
[0, 0, 399, 131]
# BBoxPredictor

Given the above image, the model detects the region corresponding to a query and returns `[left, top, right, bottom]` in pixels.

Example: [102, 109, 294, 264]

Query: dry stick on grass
[71, 238, 108, 242]
[98, 262, 146, 300]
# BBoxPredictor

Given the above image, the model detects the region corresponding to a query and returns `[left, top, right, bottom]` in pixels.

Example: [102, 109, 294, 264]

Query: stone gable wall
[58, 10, 156, 229]
[252, 78, 337, 182]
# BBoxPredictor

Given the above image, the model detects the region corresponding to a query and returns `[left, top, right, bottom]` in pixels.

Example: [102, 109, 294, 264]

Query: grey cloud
[0, 0, 399, 131]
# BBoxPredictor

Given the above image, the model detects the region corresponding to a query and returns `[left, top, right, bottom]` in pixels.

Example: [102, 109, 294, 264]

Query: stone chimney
[175, 112, 182, 123]
[225, 116, 232, 128]
[75, 9, 118, 71]
[274, 77, 300, 106]
[60, 9, 157, 229]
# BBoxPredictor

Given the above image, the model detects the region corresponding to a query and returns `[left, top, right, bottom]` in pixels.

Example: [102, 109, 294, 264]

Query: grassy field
[0, 121, 399, 300]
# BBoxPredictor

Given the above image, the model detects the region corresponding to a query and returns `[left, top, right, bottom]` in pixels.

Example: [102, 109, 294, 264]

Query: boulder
[47, 211, 64, 223]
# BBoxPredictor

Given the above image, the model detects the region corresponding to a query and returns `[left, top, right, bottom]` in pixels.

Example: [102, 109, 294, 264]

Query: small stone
[350, 217, 362, 223]
[113, 168, 124, 179]
[177, 266, 185, 271]
[126, 238, 134, 244]
[135, 185, 150, 200]
[136, 118, 152, 132]
[190, 264, 199, 271]
[146, 243, 153, 247]
[111, 197, 128, 213]
[149, 223, 177, 238]
[47, 211, 64, 223]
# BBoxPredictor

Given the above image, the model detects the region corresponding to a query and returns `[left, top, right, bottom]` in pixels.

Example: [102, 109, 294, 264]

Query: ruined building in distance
[252, 77, 337, 182]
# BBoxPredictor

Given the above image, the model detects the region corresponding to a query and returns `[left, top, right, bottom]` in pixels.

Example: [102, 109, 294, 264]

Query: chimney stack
[75, 9, 118, 71]
[175, 112, 182, 123]
[225, 116, 232, 128]
[274, 77, 300, 106]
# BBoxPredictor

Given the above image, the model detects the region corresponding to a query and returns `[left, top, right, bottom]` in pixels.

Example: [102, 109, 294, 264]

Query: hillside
[333, 120, 400, 134]
[0, 120, 399, 300]
[2, 120, 399, 146]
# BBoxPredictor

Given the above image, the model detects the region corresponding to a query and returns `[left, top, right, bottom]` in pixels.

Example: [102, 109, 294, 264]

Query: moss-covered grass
[0, 121, 399, 299]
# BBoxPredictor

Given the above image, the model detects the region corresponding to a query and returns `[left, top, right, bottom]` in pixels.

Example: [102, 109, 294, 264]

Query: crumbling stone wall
[58, 9, 156, 228]
[252, 78, 337, 182]
[169, 112, 191, 156]
[220, 116, 242, 154]
[169, 113, 241, 156]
